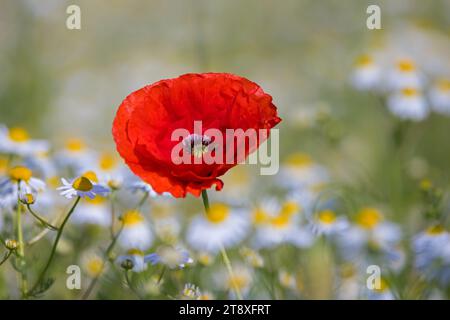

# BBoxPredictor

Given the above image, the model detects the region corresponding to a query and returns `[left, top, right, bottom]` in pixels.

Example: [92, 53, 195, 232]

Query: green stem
[156, 266, 166, 285]
[201, 190, 243, 300]
[0, 250, 13, 266]
[16, 182, 27, 298]
[28, 196, 81, 296]
[26, 204, 58, 231]
[82, 223, 124, 300]
[125, 270, 143, 299]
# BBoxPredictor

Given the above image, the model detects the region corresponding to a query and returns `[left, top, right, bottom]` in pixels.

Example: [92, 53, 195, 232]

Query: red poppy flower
[112, 73, 281, 198]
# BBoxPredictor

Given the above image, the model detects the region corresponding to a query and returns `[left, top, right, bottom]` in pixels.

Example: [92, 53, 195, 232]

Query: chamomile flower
[309, 209, 349, 236]
[186, 203, 250, 253]
[429, 79, 450, 115]
[116, 248, 147, 272]
[71, 196, 111, 226]
[350, 54, 382, 91]
[0, 125, 49, 156]
[54, 138, 95, 172]
[216, 264, 253, 299]
[93, 152, 126, 189]
[277, 153, 329, 191]
[366, 278, 395, 300]
[336, 208, 402, 265]
[387, 87, 428, 121]
[181, 283, 201, 300]
[144, 246, 193, 269]
[239, 247, 264, 268]
[57, 174, 109, 199]
[118, 209, 153, 250]
[387, 58, 424, 90]
[82, 253, 105, 278]
[413, 225, 450, 286]
[251, 199, 314, 249]
[0, 166, 45, 209]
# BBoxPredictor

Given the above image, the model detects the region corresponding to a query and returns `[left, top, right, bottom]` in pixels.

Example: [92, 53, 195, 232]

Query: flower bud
[5, 239, 18, 250]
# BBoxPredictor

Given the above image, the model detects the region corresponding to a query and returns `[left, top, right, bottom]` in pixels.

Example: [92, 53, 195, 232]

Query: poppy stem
[201, 190, 243, 300]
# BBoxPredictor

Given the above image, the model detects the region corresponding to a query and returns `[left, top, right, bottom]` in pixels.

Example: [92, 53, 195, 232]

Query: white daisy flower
[181, 283, 201, 300]
[387, 59, 424, 90]
[71, 196, 111, 226]
[57, 173, 109, 199]
[429, 79, 450, 115]
[82, 253, 105, 278]
[366, 278, 395, 300]
[118, 209, 153, 250]
[387, 87, 428, 121]
[350, 54, 382, 91]
[309, 209, 349, 236]
[186, 203, 250, 253]
[54, 138, 96, 173]
[0, 166, 45, 209]
[144, 246, 193, 269]
[214, 264, 253, 299]
[116, 248, 147, 273]
[277, 153, 329, 191]
[0, 126, 49, 156]
[251, 199, 314, 249]
[413, 225, 450, 286]
[336, 208, 402, 263]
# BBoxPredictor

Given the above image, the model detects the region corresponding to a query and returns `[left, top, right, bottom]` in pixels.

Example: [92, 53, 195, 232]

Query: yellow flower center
[253, 208, 269, 225]
[72, 176, 93, 192]
[8, 166, 32, 182]
[66, 138, 86, 152]
[9, 127, 29, 142]
[280, 201, 299, 217]
[99, 153, 117, 171]
[122, 210, 144, 226]
[285, 153, 312, 168]
[0, 158, 8, 175]
[47, 176, 60, 188]
[355, 54, 373, 67]
[127, 248, 144, 256]
[426, 225, 445, 235]
[270, 214, 290, 229]
[397, 59, 416, 72]
[228, 275, 249, 290]
[437, 79, 450, 92]
[86, 258, 103, 276]
[356, 208, 382, 229]
[318, 210, 336, 224]
[85, 196, 106, 205]
[206, 203, 230, 223]
[374, 278, 389, 293]
[420, 179, 432, 191]
[401, 87, 419, 97]
[82, 171, 98, 183]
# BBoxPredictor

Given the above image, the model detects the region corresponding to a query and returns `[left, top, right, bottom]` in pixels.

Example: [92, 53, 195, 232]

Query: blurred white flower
[186, 203, 250, 253]
[118, 209, 153, 250]
[387, 58, 424, 90]
[429, 79, 450, 115]
[144, 246, 193, 269]
[350, 54, 382, 90]
[0, 126, 49, 156]
[71, 196, 111, 226]
[387, 87, 428, 121]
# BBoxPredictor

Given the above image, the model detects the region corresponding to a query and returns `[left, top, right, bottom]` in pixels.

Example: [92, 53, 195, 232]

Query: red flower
[112, 73, 281, 198]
